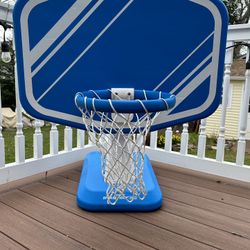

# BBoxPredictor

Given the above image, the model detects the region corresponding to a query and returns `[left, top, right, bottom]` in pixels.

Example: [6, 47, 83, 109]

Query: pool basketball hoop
[13, 0, 228, 211]
[75, 89, 175, 206]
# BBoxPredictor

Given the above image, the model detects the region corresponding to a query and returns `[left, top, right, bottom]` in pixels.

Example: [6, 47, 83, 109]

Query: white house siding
[206, 77, 244, 140]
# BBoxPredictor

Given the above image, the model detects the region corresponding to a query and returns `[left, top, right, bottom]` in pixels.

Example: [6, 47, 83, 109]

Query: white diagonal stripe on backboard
[30, 0, 91, 65]
[37, 0, 135, 103]
[31, 0, 104, 77]
[153, 31, 214, 91]
[160, 63, 212, 118]
[171, 53, 212, 94]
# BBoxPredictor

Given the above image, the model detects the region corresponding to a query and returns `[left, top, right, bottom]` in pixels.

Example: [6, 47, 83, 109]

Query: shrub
[157, 131, 181, 149]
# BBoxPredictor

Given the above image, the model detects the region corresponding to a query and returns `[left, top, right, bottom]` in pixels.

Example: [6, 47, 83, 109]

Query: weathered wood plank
[154, 165, 250, 199]
[0, 190, 152, 250]
[162, 198, 250, 240]
[20, 182, 214, 250]
[0, 200, 87, 250]
[128, 210, 250, 250]
[2, 162, 250, 250]
[60, 169, 80, 182]
[41, 175, 78, 194]
[157, 175, 250, 210]
[0, 232, 26, 250]
[74, 165, 82, 172]
[161, 186, 250, 223]
[42, 173, 250, 250]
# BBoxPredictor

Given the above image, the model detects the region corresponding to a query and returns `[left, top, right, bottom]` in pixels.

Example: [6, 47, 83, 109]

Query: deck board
[0, 198, 86, 250]
[161, 185, 250, 223]
[0, 190, 150, 250]
[154, 166, 250, 199]
[162, 198, 250, 240]
[20, 183, 211, 250]
[0, 163, 250, 249]
[0, 232, 26, 250]
[157, 175, 250, 210]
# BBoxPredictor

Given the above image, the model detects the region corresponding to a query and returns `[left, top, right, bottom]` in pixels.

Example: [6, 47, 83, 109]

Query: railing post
[64, 126, 72, 151]
[180, 123, 189, 155]
[33, 119, 43, 159]
[236, 63, 250, 166]
[77, 129, 85, 148]
[216, 42, 234, 162]
[197, 119, 207, 158]
[150, 131, 158, 149]
[14, 38, 25, 164]
[0, 83, 5, 167]
[165, 128, 172, 152]
[50, 123, 58, 155]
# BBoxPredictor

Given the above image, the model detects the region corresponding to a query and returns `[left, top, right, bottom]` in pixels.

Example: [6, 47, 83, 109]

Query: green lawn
[3, 125, 78, 164]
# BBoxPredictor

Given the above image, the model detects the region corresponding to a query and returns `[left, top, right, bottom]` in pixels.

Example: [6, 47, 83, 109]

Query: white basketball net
[78, 92, 159, 205]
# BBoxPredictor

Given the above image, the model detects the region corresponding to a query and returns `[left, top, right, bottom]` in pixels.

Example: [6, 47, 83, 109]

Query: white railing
[0, 22, 250, 185]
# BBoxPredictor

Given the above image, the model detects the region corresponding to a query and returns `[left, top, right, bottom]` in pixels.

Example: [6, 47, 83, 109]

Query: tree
[222, 1, 250, 58]
[0, 40, 15, 110]
[223, 0, 250, 24]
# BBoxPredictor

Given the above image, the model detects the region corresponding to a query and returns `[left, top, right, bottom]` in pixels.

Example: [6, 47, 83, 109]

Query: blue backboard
[13, 0, 228, 131]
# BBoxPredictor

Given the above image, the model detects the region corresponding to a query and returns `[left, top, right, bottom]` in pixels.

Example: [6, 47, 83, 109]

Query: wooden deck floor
[0, 163, 250, 250]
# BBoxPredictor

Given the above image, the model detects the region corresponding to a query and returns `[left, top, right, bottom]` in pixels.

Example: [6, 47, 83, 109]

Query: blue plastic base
[77, 151, 163, 212]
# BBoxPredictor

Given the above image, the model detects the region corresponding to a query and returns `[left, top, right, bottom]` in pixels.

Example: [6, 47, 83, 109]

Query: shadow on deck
[0, 163, 250, 250]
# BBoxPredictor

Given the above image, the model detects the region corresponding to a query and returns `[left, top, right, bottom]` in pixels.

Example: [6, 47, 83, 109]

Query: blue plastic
[75, 90, 176, 113]
[13, 0, 228, 131]
[77, 151, 162, 212]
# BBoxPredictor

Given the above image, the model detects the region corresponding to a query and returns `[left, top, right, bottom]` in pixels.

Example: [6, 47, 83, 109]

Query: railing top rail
[227, 23, 250, 42]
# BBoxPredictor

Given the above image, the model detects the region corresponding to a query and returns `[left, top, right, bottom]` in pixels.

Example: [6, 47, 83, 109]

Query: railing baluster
[88, 132, 95, 145]
[197, 119, 207, 158]
[50, 123, 58, 155]
[137, 134, 144, 148]
[64, 126, 72, 151]
[165, 128, 172, 152]
[236, 52, 250, 166]
[14, 39, 25, 163]
[0, 84, 5, 167]
[77, 129, 85, 148]
[150, 131, 158, 149]
[180, 123, 189, 155]
[33, 119, 43, 159]
[216, 42, 234, 162]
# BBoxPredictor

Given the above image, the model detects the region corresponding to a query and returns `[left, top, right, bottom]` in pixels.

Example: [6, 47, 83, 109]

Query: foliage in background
[223, 0, 250, 24]
[0, 41, 15, 109]
[157, 134, 165, 148]
[223, 1, 250, 58]
[157, 131, 181, 148]
[172, 132, 181, 145]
